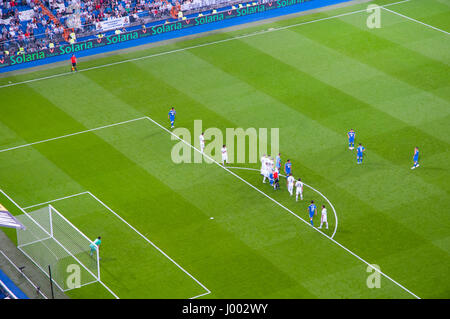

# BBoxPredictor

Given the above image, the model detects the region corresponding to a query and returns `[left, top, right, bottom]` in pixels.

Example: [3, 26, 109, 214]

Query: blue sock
[310, 220, 313, 226]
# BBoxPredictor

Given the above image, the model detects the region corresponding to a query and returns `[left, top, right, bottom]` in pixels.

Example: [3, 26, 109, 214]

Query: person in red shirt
[71, 54, 77, 72]
[273, 170, 279, 190]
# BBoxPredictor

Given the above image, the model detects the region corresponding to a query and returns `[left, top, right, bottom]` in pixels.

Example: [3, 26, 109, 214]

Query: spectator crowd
[1, 0, 247, 58]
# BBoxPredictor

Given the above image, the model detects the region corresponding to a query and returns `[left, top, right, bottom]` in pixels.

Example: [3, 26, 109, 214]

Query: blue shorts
[309, 212, 315, 219]
[413, 157, 419, 162]
[349, 138, 354, 143]
[357, 154, 363, 158]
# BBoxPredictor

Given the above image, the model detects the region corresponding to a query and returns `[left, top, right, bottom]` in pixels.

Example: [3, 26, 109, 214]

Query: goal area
[16, 205, 100, 291]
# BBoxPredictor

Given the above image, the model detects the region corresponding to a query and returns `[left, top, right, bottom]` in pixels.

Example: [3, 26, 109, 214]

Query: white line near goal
[21, 190, 211, 299]
[0, 189, 119, 298]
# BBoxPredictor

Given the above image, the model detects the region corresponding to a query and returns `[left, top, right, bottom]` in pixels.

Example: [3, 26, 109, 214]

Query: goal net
[15, 205, 100, 291]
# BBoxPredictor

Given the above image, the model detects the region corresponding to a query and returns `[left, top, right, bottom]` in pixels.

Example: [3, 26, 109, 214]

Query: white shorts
[222, 155, 228, 162]
[288, 184, 294, 192]
[296, 188, 303, 194]
[200, 142, 205, 150]
[321, 215, 327, 223]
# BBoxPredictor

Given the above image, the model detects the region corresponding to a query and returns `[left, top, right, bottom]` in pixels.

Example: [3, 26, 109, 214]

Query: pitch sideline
[0, 0, 415, 89]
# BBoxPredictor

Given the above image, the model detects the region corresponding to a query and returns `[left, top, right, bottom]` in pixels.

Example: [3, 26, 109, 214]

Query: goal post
[15, 205, 100, 291]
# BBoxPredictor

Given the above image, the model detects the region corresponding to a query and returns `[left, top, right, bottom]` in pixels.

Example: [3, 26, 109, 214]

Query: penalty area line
[190, 291, 211, 299]
[0, 188, 120, 299]
[22, 190, 211, 299]
[143, 115, 420, 300]
[85, 191, 211, 299]
[0, 117, 147, 154]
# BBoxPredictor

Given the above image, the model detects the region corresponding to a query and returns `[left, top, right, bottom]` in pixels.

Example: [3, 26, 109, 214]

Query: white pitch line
[0, 0, 411, 89]
[0, 117, 147, 154]
[22, 191, 89, 210]
[382, 6, 450, 35]
[190, 291, 211, 299]
[226, 166, 338, 238]
[0, 189, 120, 299]
[143, 116, 420, 299]
[86, 191, 211, 298]
[24, 190, 211, 298]
[99, 281, 120, 299]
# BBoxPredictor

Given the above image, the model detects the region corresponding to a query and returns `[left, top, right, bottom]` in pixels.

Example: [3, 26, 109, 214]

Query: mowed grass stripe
[237, 27, 450, 134]
[289, 8, 450, 100]
[184, 36, 445, 194]
[0, 87, 88, 145]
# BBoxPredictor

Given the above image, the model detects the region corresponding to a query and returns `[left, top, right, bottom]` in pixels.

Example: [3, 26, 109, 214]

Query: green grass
[0, 0, 449, 298]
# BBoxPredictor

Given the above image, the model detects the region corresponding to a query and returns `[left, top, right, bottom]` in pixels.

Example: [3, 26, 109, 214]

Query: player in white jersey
[261, 155, 267, 182]
[263, 157, 271, 182]
[295, 178, 303, 201]
[318, 205, 328, 229]
[268, 157, 274, 173]
[199, 132, 205, 153]
[287, 174, 295, 196]
[221, 145, 228, 165]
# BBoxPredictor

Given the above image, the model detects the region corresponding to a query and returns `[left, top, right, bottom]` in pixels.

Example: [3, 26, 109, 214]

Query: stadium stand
[0, 0, 248, 58]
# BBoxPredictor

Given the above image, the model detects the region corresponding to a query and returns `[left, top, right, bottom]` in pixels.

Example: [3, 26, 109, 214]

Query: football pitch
[0, 0, 449, 299]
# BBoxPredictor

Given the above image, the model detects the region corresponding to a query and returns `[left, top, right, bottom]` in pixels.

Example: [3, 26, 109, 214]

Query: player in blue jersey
[348, 129, 356, 150]
[411, 147, 420, 170]
[269, 170, 274, 187]
[168, 107, 176, 128]
[356, 143, 365, 164]
[308, 201, 317, 226]
[284, 159, 292, 178]
[276, 153, 281, 171]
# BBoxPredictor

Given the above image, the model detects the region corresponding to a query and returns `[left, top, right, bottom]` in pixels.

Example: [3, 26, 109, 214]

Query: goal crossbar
[16, 205, 100, 291]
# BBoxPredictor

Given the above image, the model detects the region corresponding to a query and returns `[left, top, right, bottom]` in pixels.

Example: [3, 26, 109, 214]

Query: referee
[71, 54, 77, 72]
